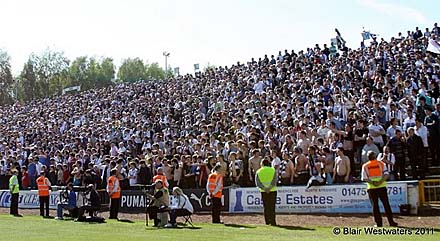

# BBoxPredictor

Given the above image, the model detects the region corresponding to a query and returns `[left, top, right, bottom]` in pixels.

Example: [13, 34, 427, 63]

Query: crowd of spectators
[1, 24, 440, 191]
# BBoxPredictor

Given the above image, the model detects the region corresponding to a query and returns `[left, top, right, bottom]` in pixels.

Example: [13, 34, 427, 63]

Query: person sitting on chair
[165, 187, 194, 228]
[146, 179, 170, 227]
[77, 184, 101, 221]
[55, 183, 77, 220]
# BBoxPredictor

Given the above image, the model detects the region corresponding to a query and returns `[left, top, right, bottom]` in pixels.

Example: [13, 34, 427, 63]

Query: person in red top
[206, 163, 224, 224]
[153, 167, 169, 189]
[21, 166, 29, 190]
[36, 171, 51, 217]
[107, 169, 121, 219]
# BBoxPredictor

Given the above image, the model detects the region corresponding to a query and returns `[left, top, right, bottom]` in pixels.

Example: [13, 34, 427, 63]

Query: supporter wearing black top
[138, 160, 152, 185]
[354, 119, 369, 165]
[424, 107, 439, 166]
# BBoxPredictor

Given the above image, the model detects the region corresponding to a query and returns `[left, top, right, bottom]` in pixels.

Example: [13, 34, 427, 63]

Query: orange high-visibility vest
[36, 176, 50, 197]
[362, 160, 387, 189]
[153, 174, 168, 188]
[207, 173, 223, 198]
[107, 176, 121, 198]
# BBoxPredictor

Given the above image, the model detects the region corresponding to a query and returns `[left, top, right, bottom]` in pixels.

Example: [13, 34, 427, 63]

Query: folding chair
[175, 209, 194, 227]
[181, 212, 194, 227]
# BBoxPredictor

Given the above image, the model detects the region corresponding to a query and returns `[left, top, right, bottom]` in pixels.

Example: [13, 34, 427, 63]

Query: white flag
[427, 39, 440, 54]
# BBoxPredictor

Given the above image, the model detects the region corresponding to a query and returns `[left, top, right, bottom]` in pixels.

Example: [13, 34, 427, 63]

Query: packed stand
[0, 24, 440, 191]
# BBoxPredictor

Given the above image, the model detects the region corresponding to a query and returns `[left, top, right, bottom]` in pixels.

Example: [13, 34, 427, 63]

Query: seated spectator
[55, 183, 77, 220]
[164, 187, 194, 228]
[77, 184, 101, 220]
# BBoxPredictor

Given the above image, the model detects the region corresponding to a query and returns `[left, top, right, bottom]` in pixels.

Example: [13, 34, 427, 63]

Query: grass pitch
[1, 214, 439, 241]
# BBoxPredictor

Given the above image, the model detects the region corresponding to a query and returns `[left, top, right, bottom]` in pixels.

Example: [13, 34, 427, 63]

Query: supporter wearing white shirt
[415, 119, 428, 148]
[403, 109, 416, 131]
[271, 150, 281, 176]
[377, 146, 396, 180]
[386, 118, 403, 141]
[128, 162, 139, 187]
[368, 117, 385, 147]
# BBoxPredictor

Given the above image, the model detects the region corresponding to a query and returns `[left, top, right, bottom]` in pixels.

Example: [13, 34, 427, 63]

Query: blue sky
[0, 0, 438, 75]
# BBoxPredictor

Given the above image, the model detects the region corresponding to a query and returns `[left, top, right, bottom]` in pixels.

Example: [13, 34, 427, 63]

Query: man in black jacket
[138, 160, 152, 185]
[387, 130, 406, 180]
[406, 127, 424, 179]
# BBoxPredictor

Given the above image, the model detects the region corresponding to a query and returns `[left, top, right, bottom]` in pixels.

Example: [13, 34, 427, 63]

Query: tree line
[0, 48, 172, 105]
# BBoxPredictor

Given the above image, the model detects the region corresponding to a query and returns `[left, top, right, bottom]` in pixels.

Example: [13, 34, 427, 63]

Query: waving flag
[427, 39, 440, 54]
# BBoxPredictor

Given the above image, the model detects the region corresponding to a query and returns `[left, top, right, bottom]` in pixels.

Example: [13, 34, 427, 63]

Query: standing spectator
[424, 107, 439, 166]
[9, 169, 20, 216]
[361, 151, 398, 227]
[387, 130, 406, 180]
[322, 147, 334, 184]
[206, 164, 224, 224]
[377, 146, 396, 181]
[406, 127, 425, 179]
[36, 171, 51, 217]
[361, 137, 380, 164]
[21, 166, 29, 190]
[248, 149, 262, 183]
[354, 120, 368, 167]
[256, 157, 278, 226]
[128, 162, 139, 188]
[48, 165, 57, 186]
[138, 160, 152, 185]
[107, 169, 121, 220]
[368, 116, 386, 149]
[415, 119, 429, 174]
[333, 147, 351, 183]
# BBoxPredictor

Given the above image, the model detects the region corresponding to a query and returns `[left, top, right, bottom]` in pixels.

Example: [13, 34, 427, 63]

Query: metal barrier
[419, 179, 440, 205]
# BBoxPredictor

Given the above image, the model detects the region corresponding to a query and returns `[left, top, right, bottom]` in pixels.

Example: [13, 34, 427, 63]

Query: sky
[0, 0, 438, 75]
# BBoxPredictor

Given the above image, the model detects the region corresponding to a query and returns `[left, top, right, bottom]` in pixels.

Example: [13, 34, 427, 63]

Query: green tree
[117, 58, 146, 83]
[69, 56, 89, 89]
[30, 49, 70, 97]
[145, 62, 165, 80]
[18, 59, 37, 101]
[96, 57, 115, 88]
[0, 49, 14, 105]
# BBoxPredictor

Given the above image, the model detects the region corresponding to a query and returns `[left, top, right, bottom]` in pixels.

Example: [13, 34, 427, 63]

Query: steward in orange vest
[36, 171, 51, 217]
[361, 151, 398, 227]
[107, 169, 121, 219]
[153, 167, 169, 189]
[206, 163, 224, 224]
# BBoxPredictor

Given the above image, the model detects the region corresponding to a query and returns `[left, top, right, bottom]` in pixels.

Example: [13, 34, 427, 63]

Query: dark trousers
[78, 206, 100, 219]
[10, 193, 19, 215]
[169, 209, 191, 224]
[428, 136, 440, 165]
[395, 156, 406, 180]
[261, 191, 277, 225]
[109, 198, 120, 219]
[39, 196, 50, 217]
[211, 197, 222, 223]
[344, 150, 355, 177]
[147, 205, 168, 226]
[367, 187, 395, 226]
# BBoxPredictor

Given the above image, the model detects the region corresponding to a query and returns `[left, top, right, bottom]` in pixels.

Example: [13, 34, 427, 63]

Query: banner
[119, 189, 229, 213]
[229, 183, 407, 213]
[0, 190, 60, 209]
[427, 39, 440, 54]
